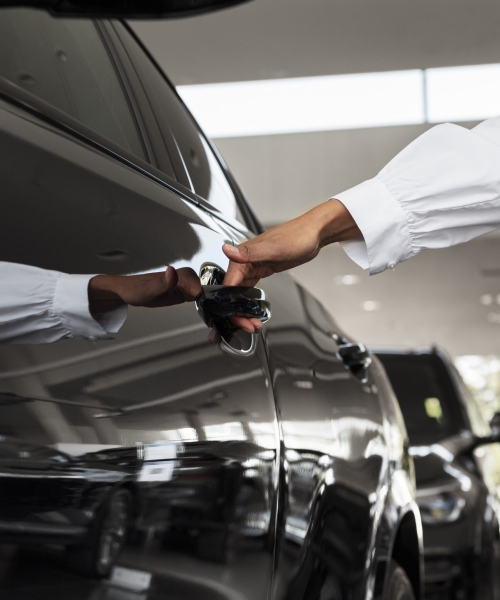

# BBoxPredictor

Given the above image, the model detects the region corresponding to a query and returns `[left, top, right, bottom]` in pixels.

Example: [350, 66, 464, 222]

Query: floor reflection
[0, 531, 272, 600]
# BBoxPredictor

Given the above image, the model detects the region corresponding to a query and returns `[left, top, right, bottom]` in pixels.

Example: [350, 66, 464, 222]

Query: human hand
[222, 200, 361, 287]
[88, 266, 202, 311]
[88, 266, 263, 340]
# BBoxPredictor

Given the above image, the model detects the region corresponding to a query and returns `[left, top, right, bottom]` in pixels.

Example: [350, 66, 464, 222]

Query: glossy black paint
[376, 348, 500, 600]
[0, 9, 422, 599]
[0, 0, 252, 19]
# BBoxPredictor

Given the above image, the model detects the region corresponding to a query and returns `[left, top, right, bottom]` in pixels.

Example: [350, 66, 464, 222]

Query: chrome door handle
[196, 285, 271, 358]
[199, 264, 226, 286]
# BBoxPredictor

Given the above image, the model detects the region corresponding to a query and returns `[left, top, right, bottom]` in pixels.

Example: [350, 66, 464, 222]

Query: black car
[0, 4, 422, 599]
[376, 347, 500, 600]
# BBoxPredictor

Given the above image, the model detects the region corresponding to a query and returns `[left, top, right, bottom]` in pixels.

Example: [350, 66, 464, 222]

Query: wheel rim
[97, 492, 129, 571]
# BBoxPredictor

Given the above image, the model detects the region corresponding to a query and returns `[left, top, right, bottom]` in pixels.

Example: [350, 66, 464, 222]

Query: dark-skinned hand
[88, 266, 263, 341]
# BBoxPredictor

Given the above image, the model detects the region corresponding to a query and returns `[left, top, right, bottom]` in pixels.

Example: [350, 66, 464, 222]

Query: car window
[0, 9, 147, 161]
[115, 23, 245, 223]
[377, 353, 468, 446]
[451, 364, 491, 438]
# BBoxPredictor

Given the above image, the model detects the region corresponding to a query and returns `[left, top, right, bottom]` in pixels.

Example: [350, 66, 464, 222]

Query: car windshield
[377, 353, 468, 446]
[0, 436, 69, 462]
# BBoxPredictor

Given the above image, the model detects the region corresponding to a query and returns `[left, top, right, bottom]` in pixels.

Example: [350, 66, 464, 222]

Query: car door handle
[196, 285, 271, 358]
[196, 263, 271, 358]
[337, 342, 372, 373]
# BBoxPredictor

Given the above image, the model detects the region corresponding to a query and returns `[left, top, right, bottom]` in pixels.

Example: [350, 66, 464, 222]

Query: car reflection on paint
[134, 441, 275, 563]
[0, 431, 275, 574]
[0, 435, 135, 578]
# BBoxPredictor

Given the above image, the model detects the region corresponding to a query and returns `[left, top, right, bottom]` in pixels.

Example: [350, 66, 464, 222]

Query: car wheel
[66, 487, 131, 578]
[384, 560, 416, 600]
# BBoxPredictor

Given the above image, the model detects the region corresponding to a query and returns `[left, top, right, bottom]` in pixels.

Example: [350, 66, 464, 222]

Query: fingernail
[224, 243, 237, 252]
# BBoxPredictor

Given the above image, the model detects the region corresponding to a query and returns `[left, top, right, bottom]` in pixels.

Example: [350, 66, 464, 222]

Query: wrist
[313, 199, 360, 247]
[88, 275, 124, 306]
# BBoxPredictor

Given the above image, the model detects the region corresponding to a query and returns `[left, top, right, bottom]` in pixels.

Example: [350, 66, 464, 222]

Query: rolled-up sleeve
[0, 262, 127, 344]
[334, 116, 500, 274]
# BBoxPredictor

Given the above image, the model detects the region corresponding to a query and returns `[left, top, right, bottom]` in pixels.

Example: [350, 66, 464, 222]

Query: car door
[0, 10, 279, 599]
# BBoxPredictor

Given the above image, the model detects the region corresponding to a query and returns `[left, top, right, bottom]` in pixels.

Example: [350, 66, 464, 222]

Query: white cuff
[53, 274, 127, 341]
[92, 303, 128, 334]
[334, 178, 415, 275]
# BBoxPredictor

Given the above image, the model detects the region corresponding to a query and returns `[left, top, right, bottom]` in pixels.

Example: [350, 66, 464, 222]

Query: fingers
[176, 267, 202, 301]
[229, 316, 263, 333]
[223, 240, 281, 265]
[224, 263, 249, 286]
[207, 326, 220, 344]
[223, 243, 252, 264]
[163, 265, 178, 290]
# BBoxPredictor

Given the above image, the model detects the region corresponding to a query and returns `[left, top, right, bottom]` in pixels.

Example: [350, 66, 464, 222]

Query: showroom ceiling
[132, 0, 500, 85]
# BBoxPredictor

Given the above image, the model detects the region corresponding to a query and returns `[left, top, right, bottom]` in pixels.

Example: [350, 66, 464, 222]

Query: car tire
[384, 560, 416, 600]
[66, 487, 131, 578]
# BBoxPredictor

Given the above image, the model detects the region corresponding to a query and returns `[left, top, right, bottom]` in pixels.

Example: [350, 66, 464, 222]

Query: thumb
[163, 265, 178, 290]
[223, 242, 264, 264]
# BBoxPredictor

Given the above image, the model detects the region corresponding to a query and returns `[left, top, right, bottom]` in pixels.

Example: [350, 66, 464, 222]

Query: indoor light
[178, 63, 500, 139]
[362, 301, 381, 311]
[334, 274, 360, 285]
[178, 70, 425, 138]
[426, 63, 500, 123]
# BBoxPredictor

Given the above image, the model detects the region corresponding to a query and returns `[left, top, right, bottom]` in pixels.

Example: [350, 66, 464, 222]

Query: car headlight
[417, 492, 466, 524]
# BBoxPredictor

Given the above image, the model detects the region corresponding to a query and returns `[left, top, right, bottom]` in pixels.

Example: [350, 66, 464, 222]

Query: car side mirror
[466, 412, 500, 452]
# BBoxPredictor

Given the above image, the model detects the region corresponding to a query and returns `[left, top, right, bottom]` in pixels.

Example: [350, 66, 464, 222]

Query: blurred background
[131, 0, 500, 420]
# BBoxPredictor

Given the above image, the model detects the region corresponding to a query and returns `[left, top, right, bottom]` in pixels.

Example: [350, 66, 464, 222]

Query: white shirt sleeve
[0, 262, 128, 344]
[334, 116, 500, 275]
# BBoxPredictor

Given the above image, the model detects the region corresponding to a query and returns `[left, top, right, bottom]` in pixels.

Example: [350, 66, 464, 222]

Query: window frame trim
[94, 19, 156, 168]
[0, 76, 201, 210]
[117, 19, 263, 236]
[110, 19, 196, 194]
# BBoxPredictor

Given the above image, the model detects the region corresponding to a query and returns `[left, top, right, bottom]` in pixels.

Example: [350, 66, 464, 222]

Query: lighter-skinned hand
[223, 200, 362, 288]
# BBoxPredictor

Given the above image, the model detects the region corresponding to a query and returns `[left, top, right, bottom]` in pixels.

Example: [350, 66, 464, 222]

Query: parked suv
[0, 5, 421, 599]
[376, 347, 500, 600]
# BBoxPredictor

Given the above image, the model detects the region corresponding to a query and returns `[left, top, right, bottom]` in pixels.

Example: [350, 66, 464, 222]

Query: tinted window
[117, 23, 244, 222]
[0, 9, 147, 160]
[377, 353, 467, 446]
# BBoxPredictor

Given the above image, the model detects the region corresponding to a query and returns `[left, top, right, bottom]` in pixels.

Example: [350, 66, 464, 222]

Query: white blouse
[0, 262, 127, 344]
[335, 116, 500, 275]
